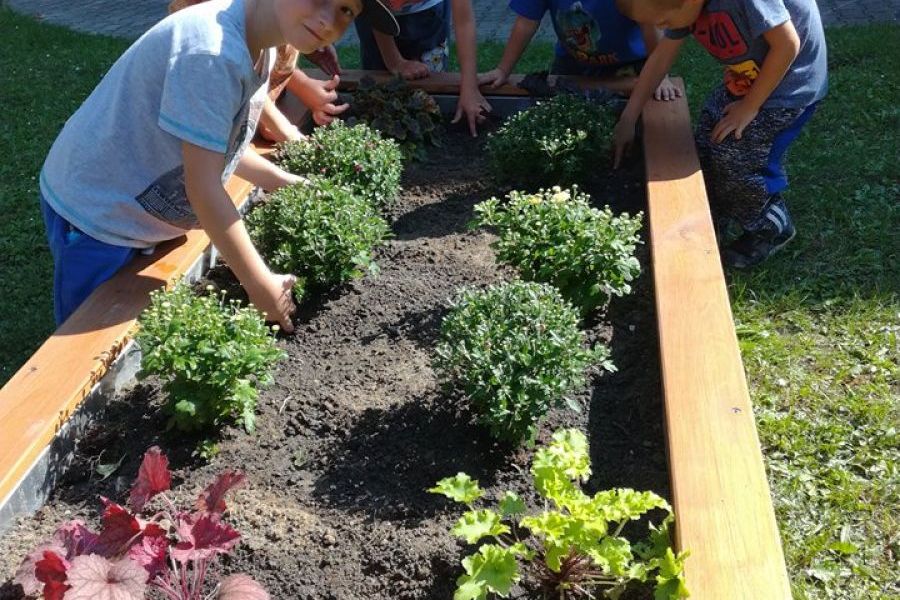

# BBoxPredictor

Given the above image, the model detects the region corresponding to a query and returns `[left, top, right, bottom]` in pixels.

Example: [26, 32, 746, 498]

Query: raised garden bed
[0, 73, 790, 599]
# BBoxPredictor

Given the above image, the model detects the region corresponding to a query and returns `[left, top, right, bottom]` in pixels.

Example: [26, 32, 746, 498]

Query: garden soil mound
[0, 128, 667, 600]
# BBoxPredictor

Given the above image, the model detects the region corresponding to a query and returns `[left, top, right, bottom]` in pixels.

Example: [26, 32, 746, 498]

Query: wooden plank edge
[641, 79, 791, 598]
[0, 175, 256, 506]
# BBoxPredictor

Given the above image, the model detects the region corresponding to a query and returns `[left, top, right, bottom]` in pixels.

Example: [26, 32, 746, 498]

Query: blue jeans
[40, 195, 137, 325]
[355, 0, 450, 72]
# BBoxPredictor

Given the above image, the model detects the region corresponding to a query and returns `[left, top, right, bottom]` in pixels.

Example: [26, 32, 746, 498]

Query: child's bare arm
[234, 147, 305, 191]
[711, 21, 800, 143]
[258, 96, 303, 143]
[639, 24, 681, 102]
[613, 35, 684, 167]
[183, 142, 297, 331]
[451, 0, 491, 136]
[374, 30, 430, 79]
[478, 15, 539, 88]
[285, 71, 349, 126]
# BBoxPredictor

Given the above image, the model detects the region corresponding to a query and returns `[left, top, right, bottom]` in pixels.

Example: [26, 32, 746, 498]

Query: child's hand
[387, 58, 430, 80]
[477, 68, 509, 89]
[453, 86, 492, 137]
[612, 116, 637, 169]
[653, 75, 682, 102]
[712, 99, 759, 143]
[247, 272, 298, 333]
[295, 74, 350, 126]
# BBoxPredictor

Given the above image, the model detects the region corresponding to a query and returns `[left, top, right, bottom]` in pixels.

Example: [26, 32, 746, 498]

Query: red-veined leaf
[63, 554, 146, 600]
[197, 470, 246, 514]
[171, 512, 240, 563]
[129, 446, 172, 511]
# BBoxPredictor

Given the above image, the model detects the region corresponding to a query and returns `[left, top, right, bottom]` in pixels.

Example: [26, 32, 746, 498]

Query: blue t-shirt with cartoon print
[509, 0, 646, 67]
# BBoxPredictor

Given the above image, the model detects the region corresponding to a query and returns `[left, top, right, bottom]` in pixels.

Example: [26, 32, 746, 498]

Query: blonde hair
[617, 0, 685, 18]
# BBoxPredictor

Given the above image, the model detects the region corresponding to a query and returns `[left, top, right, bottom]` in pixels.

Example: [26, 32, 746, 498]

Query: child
[613, 0, 827, 268]
[354, 0, 491, 136]
[39, 0, 398, 329]
[478, 0, 680, 101]
[168, 0, 348, 140]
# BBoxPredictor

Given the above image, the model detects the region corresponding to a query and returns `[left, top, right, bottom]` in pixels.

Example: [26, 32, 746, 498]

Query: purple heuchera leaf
[35, 550, 71, 600]
[197, 470, 246, 514]
[63, 554, 147, 600]
[217, 574, 270, 600]
[129, 446, 172, 511]
[127, 533, 169, 580]
[14, 542, 66, 595]
[14, 521, 97, 594]
[95, 498, 142, 556]
[54, 520, 100, 557]
[172, 512, 240, 562]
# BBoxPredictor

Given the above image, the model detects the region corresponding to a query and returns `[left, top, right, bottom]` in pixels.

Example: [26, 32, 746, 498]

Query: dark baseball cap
[359, 0, 400, 36]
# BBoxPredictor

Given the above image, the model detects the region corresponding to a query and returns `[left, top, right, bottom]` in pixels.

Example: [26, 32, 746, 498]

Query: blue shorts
[40, 195, 137, 325]
[355, 0, 450, 72]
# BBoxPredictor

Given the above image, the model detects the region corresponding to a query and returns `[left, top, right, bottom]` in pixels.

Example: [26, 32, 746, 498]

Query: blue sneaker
[723, 196, 796, 269]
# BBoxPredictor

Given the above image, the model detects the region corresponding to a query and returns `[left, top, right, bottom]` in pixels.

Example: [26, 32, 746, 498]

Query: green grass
[0, 10, 897, 598]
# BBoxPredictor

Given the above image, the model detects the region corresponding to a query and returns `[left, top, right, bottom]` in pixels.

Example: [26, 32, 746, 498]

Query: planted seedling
[430, 429, 690, 600]
[471, 186, 643, 315]
[434, 281, 612, 444]
[14, 447, 269, 600]
[276, 120, 403, 210]
[486, 95, 616, 190]
[347, 75, 443, 160]
[137, 283, 284, 434]
[247, 176, 391, 299]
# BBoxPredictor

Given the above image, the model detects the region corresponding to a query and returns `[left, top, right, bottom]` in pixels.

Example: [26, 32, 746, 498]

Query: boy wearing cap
[39, 0, 398, 329]
[354, 0, 491, 136]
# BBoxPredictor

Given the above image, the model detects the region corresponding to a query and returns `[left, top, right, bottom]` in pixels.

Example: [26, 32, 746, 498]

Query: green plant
[430, 428, 690, 600]
[486, 95, 615, 190]
[275, 120, 403, 209]
[347, 75, 443, 160]
[246, 176, 390, 298]
[434, 281, 611, 443]
[471, 187, 643, 315]
[137, 283, 284, 433]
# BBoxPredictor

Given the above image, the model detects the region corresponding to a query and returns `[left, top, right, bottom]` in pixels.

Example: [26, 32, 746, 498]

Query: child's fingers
[323, 75, 340, 91]
[468, 111, 478, 137]
[327, 102, 350, 115]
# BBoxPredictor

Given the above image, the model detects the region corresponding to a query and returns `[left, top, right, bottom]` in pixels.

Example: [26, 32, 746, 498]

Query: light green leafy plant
[246, 176, 390, 299]
[430, 429, 690, 600]
[275, 120, 403, 209]
[434, 281, 611, 444]
[137, 283, 284, 433]
[471, 186, 643, 315]
[486, 95, 616, 190]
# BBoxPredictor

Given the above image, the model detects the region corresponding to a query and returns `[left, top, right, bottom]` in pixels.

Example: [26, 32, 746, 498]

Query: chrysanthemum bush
[434, 281, 611, 444]
[470, 187, 642, 315]
[430, 429, 690, 600]
[14, 447, 269, 600]
[347, 75, 443, 160]
[486, 95, 616, 190]
[246, 176, 390, 299]
[275, 120, 403, 209]
[137, 283, 284, 433]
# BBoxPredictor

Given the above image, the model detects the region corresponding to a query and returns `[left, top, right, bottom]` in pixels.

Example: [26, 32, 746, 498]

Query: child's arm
[639, 24, 681, 102]
[613, 35, 684, 167]
[258, 96, 303, 143]
[285, 71, 350, 126]
[710, 21, 800, 143]
[374, 31, 431, 80]
[183, 142, 298, 331]
[478, 15, 540, 88]
[234, 147, 306, 191]
[450, 0, 491, 136]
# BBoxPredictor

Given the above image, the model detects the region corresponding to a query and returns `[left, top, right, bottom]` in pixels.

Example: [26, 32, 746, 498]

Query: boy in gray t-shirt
[39, 0, 398, 326]
[612, 0, 827, 268]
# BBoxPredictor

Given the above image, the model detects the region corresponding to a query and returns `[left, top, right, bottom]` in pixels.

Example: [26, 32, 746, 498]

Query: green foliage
[434, 281, 611, 443]
[472, 186, 643, 314]
[428, 473, 484, 505]
[246, 177, 390, 299]
[431, 429, 690, 600]
[275, 120, 403, 209]
[137, 283, 284, 432]
[486, 95, 615, 190]
[347, 75, 443, 160]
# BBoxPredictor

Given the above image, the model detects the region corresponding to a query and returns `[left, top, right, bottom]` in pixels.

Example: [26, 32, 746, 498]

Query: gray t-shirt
[666, 0, 827, 108]
[40, 0, 273, 248]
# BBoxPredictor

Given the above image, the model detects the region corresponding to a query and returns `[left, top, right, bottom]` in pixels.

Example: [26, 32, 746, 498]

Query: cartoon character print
[556, 2, 599, 62]
[723, 59, 760, 96]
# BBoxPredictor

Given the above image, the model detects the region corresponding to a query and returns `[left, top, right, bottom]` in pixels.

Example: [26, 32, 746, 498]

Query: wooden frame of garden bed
[0, 72, 790, 598]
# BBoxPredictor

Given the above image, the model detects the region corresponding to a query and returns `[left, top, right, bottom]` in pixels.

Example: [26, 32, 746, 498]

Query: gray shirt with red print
[666, 0, 827, 108]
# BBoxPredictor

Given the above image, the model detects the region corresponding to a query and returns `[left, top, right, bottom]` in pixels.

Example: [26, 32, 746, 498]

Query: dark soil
[0, 126, 667, 600]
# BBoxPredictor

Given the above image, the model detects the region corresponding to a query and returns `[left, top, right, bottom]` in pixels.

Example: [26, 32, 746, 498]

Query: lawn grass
[0, 9, 897, 598]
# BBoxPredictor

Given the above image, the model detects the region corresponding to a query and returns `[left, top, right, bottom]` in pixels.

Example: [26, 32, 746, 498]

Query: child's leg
[40, 197, 137, 325]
